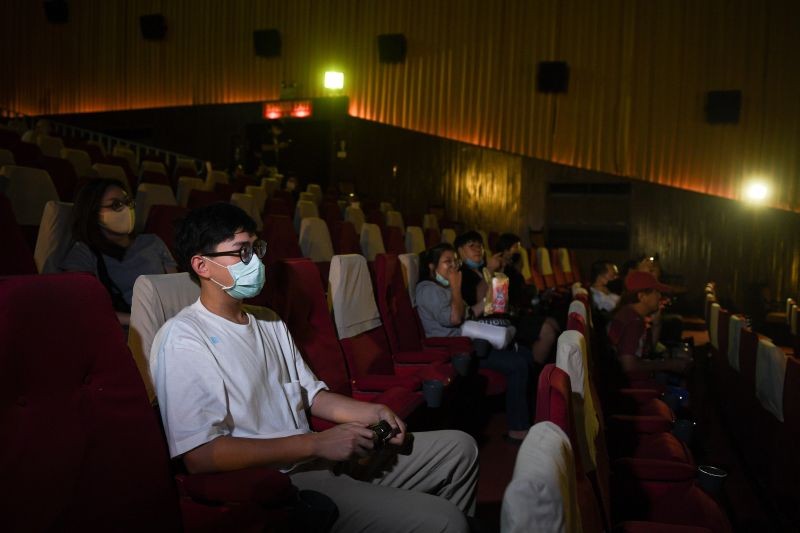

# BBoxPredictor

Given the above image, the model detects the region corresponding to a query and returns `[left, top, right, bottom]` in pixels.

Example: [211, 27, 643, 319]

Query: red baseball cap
[625, 271, 672, 293]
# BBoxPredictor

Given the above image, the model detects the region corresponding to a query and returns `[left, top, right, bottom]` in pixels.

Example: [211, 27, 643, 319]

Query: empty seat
[176, 176, 207, 207]
[382, 226, 405, 254]
[330, 220, 360, 255]
[143, 205, 189, 256]
[262, 177, 280, 197]
[299, 191, 315, 204]
[92, 163, 130, 191]
[261, 214, 302, 265]
[244, 184, 267, 214]
[36, 134, 64, 158]
[0, 164, 59, 247]
[112, 144, 137, 171]
[359, 223, 386, 261]
[0, 148, 14, 167]
[404, 226, 426, 255]
[186, 189, 227, 211]
[60, 147, 93, 177]
[306, 183, 323, 205]
[344, 205, 365, 234]
[441, 228, 456, 244]
[294, 200, 319, 232]
[140, 160, 168, 176]
[206, 170, 230, 190]
[11, 141, 43, 166]
[424, 227, 440, 249]
[230, 192, 263, 231]
[422, 213, 439, 231]
[299, 217, 334, 262]
[135, 183, 177, 232]
[385, 210, 404, 232]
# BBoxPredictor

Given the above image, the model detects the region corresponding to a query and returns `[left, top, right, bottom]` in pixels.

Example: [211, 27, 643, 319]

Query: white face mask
[100, 207, 135, 235]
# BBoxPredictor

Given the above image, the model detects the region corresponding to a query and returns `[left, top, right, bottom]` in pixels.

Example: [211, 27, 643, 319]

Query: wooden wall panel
[2, 0, 799, 212]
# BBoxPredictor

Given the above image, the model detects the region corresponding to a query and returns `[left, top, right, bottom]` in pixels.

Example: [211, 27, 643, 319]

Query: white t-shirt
[590, 286, 620, 313]
[150, 299, 327, 463]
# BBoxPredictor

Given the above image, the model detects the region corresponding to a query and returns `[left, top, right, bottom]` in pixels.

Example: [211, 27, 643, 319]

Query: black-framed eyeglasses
[203, 240, 267, 265]
[100, 197, 136, 212]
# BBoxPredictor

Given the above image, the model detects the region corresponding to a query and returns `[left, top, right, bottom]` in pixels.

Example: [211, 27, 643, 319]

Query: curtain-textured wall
[2, 0, 799, 211]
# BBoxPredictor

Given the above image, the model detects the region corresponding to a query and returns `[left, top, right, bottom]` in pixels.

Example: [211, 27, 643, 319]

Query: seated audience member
[151, 204, 478, 532]
[607, 271, 689, 380]
[456, 231, 556, 365]
[416, 242, 531, 443]
[61, 178, 176, 325]
[589, 259, 620, 319]
[493, 233, 560, 364]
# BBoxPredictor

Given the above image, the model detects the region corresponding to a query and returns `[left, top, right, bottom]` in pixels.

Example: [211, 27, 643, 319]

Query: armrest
[393, 349, 450, 364]
[353, 374, 422, 392]
[175, 467, 296, 506]
[610, 414, 674, 434]
[613, 458, 696, 482]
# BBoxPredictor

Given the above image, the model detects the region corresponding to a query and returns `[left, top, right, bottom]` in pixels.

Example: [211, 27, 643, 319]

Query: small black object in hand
[368, 420, 394, 448]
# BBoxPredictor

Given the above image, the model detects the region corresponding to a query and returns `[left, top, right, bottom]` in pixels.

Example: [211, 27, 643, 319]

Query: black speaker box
[537, 61, 570, 93]
[140, 14, 167, 40]
[43, 1, 69, 24]
[705, 90, 741, 124]
[377, 34, 407, 63]
[253, 29, 282, 58]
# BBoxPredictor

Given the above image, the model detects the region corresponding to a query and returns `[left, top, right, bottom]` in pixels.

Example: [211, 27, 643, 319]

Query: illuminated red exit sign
[262, 100, 313, 119]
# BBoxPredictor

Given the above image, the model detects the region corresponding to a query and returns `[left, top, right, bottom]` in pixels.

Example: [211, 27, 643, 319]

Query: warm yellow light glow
[744, 180, 770, 202]
[324, 71, 344, 90]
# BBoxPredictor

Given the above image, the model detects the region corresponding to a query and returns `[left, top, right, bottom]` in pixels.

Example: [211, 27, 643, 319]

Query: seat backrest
[231, 192, 262, 231]
[344, 205, 365, 234]
[555, 330, 601, 474]
[717, 308, 731, 359]
[60, 147, 93, 176]
[329, 254, 395, 377]
[375, 253, 424, 353]
[0, 147, 15, 167]
[385, 210, 404, 231]
[140, 160, 168, 176]
[36, 155, 78, 201]
[186, 188, 226, 211]
[294, 200, 319, 232]
[755, 338, 787, 422]
[535, 365, 576, 447]
[34, 200, 74, 273]
[143, 205, 189, 256]
[306, 183, 323, 205]
[0, 192, 37, 275]
[537, 247, 556, 288]
[331, 220, 360, 255]
[382, 225, 406, 254]
[36, 134, 64, 158]
[727, 314, 744, 372]
[739, 328, 759, 390]
[1, 273, 182, 530]
[299, 191, 315, 204]
[92, 163, 130, 191]
[299, 217, 335, 262]
[269, 258, 353, 396]
[261, 214, 302, 264]
[360, 222, 386, 261]
[0, 164, 60, 225]
[528, 248, 546, 290]
[262, 177, 280, 197]
[135, 183, 177, 232]
[404, 226, 426, 255]
[128, 272, 201, 403]
[139, 169, 171, 187]
[422, 213, 439, 231]
[501, 421, 583, 533]
[244, 184, 267, 214]
[550, 248, 568, 286]
[398, 252, 420, 307]
[709, 303, 721, 349]
[11, 140, 43, 166]
[321, 201, 343, 225]
[176, 176, 207, 207]
[441, 227, 456, 244]
[424, 227, 440, 249]
[112, 145, 137, 171]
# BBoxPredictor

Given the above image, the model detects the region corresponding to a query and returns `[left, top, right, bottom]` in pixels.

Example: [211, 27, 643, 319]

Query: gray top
[415, 280, 462, 338]
[61, 234, 176, 306]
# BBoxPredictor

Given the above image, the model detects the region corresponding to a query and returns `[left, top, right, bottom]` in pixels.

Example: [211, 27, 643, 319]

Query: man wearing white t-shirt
[151, 203, 478, 532]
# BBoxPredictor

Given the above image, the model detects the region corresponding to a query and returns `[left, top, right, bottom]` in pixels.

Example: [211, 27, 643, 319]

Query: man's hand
[311, 423, 376, 462]
[487, 253, 503, 273]
[373, 404, 407, 446]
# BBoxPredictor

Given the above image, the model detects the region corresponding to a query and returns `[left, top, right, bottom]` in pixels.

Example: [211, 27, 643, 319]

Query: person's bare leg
[532, 318, 559, 365]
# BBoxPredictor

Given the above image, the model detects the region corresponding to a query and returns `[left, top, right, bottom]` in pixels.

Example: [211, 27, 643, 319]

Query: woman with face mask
[61, 179, 177, 325]
[415, 243, 531, 443]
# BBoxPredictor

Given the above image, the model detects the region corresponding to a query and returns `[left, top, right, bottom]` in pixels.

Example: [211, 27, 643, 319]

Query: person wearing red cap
[607, 271, 690, 378]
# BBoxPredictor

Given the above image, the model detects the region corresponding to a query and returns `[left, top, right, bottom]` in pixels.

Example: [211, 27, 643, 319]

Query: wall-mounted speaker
[537, 61, 570, 93]
[705, 90, 741, 124]
[43, 1, 69, 24]
[253, 29, 282, 58]
[140, 14, 167, 40]
[377, 34, 407, 63]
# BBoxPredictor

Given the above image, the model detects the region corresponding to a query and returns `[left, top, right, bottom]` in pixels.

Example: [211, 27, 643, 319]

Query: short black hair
[175, 203, 257, 281]
[453, 230, 484, 250]
[418, 242, 456, 282]
[590, 259, 613, 283]
[494, 233, 521, 254]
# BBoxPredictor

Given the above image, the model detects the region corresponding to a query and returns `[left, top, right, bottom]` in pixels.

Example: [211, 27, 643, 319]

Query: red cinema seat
[0, 273, 296, 532]
[267, 258, 424, 428]
[0, 193, 37, 275]
[143, 205, 189, 257]
[330, 220, 360, 255]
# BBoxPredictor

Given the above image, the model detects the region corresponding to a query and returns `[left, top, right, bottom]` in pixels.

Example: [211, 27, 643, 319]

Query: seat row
[706, 284, 800, 524]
